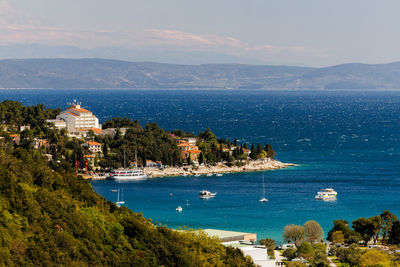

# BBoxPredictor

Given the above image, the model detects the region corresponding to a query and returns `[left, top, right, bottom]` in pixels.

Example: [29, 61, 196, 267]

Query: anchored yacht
[315, 188, 337, 201]
[199, 190, 217, 199]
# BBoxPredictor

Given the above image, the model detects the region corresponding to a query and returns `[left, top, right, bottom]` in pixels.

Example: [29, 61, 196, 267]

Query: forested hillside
[0, 148, 254, 266]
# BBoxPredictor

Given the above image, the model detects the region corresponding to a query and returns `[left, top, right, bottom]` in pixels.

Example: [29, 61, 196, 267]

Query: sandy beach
[143, 159, 295, 178]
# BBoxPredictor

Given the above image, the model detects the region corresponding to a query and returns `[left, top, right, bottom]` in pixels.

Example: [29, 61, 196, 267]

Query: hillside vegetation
[0, 148, 254, 266]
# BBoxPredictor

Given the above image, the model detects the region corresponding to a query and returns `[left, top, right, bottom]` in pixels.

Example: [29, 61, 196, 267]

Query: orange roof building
[83, 141, 102, 153]
[177, 139, 202, 160]
[56, 102, 101, 135]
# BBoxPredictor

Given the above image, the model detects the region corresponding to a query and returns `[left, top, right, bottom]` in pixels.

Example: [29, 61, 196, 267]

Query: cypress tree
[389, 221, 400, 244]
[250, 144, 257, 160]
[103, 140, 108, 157]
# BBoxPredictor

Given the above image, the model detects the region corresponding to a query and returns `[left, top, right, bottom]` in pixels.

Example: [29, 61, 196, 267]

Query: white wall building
[46, 119, 67, 130]
[82, 141, 102, 153]
[56, 103, 100, 135]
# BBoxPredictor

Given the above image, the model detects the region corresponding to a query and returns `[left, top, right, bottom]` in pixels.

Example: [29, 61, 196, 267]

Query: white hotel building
[55, 103, 101, 136]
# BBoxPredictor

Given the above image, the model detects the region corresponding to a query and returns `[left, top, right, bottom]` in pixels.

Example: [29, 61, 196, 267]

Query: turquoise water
[2, 89, 400, 242]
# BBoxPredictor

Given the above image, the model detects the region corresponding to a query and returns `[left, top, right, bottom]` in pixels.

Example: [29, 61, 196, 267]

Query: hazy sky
[1, 0, 400, 66]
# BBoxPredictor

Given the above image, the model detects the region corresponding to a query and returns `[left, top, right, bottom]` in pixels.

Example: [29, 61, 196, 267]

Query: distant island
[1, 58, 400, 90]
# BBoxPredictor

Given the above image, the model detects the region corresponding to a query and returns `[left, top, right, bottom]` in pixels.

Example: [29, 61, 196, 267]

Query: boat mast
[135, 150, 138, 168]
[262, 173, 265, 197]
[124, 150, 126, 169]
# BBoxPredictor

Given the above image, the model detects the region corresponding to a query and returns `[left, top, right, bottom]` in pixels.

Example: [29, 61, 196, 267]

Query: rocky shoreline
[143, 159, 295, 178]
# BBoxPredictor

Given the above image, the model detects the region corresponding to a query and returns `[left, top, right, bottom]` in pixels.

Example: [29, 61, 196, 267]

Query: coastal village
[5, 100, 293, 180]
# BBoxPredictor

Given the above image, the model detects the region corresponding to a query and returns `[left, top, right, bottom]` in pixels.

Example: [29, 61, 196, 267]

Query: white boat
[110, 169, 147, 180]
[216, 173, 223, 177]
[199, 190, 217, 199]
[194, 174, 201, 177]
[315, 188, 337, 201]
[259, 173, 268, 202]
[206, 173, 213, 177]
[115, 189, 125, 206]
[176, 205, 183, 212]
[110, 150, 147, 180]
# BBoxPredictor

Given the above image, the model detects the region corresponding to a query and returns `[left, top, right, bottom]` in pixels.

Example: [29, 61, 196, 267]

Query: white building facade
[46, 119, 67, 130]
[56, 103, 100, 135]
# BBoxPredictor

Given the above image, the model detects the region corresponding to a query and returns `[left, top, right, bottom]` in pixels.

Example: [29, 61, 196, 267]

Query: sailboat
[115, 188, 126, 206]
[259, 173, 268, 202]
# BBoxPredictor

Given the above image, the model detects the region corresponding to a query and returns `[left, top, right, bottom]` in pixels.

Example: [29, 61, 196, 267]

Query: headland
[144, 158, 295, 178]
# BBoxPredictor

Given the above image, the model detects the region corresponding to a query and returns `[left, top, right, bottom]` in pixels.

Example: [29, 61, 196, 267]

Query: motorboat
[315, 188, 337, 201]
[176, 206, 183, 212]
[216, 173, 223, 177]
[199, 190, 217, 199]
[259, 173, 268, 202]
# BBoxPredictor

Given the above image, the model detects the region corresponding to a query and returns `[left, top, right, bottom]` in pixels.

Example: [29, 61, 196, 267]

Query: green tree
[311, 249, 329, 267]
[389, 221, 400, 245]
[298, 241, 313, 254]
[198, 127, 217, 142]
[102, 140, 108, 157]
[198, 152, 204, 165]
[369, 215, 382, 244]
[283, 224, 305, 247]
[304, 220, 324, 243]
[331, 231, 344, 244]
[380, 210, 398, 245]
[352, 217, 375, 245]
[327, 219, 361, 244]
[264, 144, 276, 159]
[359, 249, 392, 267]
[282, 247, 297, 261]
[259, 238, 275, 259]
[336, 244, 362, 266]
[313, 243, 326, 253]
[250, 144, 257, 160]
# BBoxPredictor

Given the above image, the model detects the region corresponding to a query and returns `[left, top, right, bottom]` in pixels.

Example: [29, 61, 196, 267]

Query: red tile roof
[86, 141, 101, 146]
[68, 107, 91, 113]
[66, 111, 78, 117]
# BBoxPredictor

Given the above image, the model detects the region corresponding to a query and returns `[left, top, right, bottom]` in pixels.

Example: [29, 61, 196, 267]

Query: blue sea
[2, 89, 399, 242]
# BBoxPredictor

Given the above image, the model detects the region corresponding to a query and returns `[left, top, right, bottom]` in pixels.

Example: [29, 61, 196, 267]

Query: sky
[1, 0, 400, 67]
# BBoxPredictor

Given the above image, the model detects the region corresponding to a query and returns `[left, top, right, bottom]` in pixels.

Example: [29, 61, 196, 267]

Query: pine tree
[264, 144, 277, 159]
[250, 144, 257, 160]
[389, 221, 400, 244]
[103, 140, 108, 157]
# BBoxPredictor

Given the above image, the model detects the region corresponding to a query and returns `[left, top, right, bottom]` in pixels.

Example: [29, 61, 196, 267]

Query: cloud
[0, 0, 328, 65]
[145, 29, 247, 49]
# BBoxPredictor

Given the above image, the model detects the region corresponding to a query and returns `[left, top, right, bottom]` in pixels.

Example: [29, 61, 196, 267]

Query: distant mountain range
[1, 58, 400, 90]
